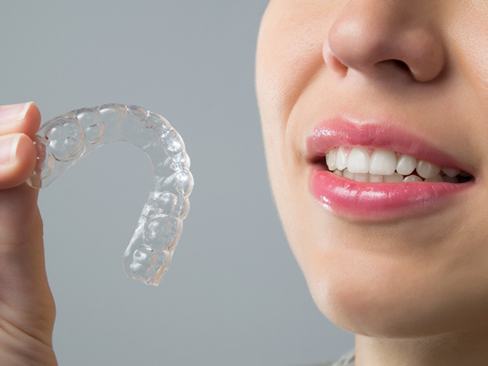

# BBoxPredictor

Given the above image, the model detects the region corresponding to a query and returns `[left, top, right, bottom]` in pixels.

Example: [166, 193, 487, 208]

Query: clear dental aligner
[27, 104, 194, 286]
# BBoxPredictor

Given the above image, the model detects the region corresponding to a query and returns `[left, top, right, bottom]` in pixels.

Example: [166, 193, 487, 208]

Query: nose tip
[324, 2, 446, 83]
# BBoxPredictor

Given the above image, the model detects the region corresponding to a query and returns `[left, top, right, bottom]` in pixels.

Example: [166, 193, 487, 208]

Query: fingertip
[16, 133, 37, 176]
[23, 102, 41, 138]
[0, 101, 41, 139]
[0, 134, 37, 189]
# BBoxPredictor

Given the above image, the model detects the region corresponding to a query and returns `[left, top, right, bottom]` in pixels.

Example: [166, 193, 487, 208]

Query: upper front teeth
[325, 146, 460, 179]
[370, 148, 397, 175]
[347, 147, 370, 173]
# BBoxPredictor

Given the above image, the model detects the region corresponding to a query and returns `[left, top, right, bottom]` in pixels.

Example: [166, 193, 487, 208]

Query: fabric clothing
[326, 348, 355, 366]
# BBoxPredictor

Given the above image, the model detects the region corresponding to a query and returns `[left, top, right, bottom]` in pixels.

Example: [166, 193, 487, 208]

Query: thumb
[0, 184, 55, 345]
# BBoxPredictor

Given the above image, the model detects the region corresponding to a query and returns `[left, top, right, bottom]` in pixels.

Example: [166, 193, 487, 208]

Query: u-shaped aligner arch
[27, 104, 194, 286]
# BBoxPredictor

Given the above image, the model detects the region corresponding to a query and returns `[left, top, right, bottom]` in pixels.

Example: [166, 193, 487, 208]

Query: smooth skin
[0, 102, 57, 365]
[257, 1, 488, 365]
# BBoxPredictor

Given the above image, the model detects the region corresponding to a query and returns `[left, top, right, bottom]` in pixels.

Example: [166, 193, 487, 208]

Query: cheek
[255, 6, 332, 259]
[256, 5, 329, 126]
[446, 3, 488, 95]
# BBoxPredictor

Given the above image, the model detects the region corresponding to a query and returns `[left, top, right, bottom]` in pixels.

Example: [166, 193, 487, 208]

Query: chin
[300, 244, 488, 339]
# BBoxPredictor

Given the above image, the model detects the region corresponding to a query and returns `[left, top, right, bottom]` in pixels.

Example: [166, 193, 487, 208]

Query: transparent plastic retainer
[26, 104, 194, 286]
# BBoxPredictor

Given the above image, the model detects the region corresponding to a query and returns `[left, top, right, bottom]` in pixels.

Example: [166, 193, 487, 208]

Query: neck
[355, 327, 488, 366]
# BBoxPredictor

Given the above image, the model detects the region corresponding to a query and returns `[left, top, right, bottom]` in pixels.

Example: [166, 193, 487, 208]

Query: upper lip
[305, 116, 476, 176]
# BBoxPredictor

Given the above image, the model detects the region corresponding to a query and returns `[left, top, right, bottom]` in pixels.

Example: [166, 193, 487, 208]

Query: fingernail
[0, 135, 20, 164]
[0, 102, 31, 123]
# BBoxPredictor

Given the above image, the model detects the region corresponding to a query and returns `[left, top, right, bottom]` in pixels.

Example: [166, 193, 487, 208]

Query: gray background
[0, 1, 353, 365]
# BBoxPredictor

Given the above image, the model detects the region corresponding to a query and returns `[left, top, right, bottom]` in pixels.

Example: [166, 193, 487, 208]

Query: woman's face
[256, 0, 488, 338]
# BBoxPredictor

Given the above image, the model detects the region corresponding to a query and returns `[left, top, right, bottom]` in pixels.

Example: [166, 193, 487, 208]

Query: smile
[323, 146, 473, 183]
[306, 117, 477, 222]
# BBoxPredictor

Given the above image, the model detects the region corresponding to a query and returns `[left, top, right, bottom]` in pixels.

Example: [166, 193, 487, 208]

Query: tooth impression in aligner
[26, 103, 194, 287]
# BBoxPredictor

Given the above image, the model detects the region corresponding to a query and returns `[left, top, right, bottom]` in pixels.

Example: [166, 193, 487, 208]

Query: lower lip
[309, 167, 476, 222]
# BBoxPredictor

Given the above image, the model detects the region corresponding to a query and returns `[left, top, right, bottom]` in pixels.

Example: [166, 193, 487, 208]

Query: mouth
[306, 117, 477, 222]
[309, 146, 475, 184]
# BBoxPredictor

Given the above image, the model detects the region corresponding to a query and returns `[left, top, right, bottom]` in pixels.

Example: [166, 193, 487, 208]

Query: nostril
[390, 59, 410, 72]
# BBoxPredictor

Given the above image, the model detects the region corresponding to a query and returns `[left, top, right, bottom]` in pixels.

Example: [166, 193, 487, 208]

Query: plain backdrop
[0, 1, 353, 365]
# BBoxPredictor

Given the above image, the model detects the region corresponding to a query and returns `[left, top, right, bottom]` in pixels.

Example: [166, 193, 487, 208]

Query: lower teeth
[331, 169, 461, 183]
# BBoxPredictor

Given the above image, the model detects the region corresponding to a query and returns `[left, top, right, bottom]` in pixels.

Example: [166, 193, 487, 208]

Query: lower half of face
[256, 0, 488, 338]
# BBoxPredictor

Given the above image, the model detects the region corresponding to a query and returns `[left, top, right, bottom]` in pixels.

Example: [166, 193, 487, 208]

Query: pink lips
[307, 118, 476, 221]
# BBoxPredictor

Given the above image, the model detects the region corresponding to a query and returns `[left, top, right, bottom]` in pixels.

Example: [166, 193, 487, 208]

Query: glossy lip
[310, 168, 475, 222]
[306, 117, 477, 222]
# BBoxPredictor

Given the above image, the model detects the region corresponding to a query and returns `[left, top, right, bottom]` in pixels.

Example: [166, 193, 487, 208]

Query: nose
[324, 0, 446, 83]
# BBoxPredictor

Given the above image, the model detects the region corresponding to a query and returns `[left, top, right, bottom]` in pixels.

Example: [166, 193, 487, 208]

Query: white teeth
[442, 167, 460, 177]
[323, 146, 466, 183]
[347, 147, 370, 173]
[342, 168, 354, 179]
[396, 154, 417, 175]
[326, 149, 337, 171]
[353, 173, 368, 182]
[369, 174, 384, 183]
[384, 173, 403, 182]
[416, 160, 441, 179]
[370, 148, 397, 175]
[336, 146, 348, 170]
[425, 174, 443, 182]
[403, 174, 423, 182]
